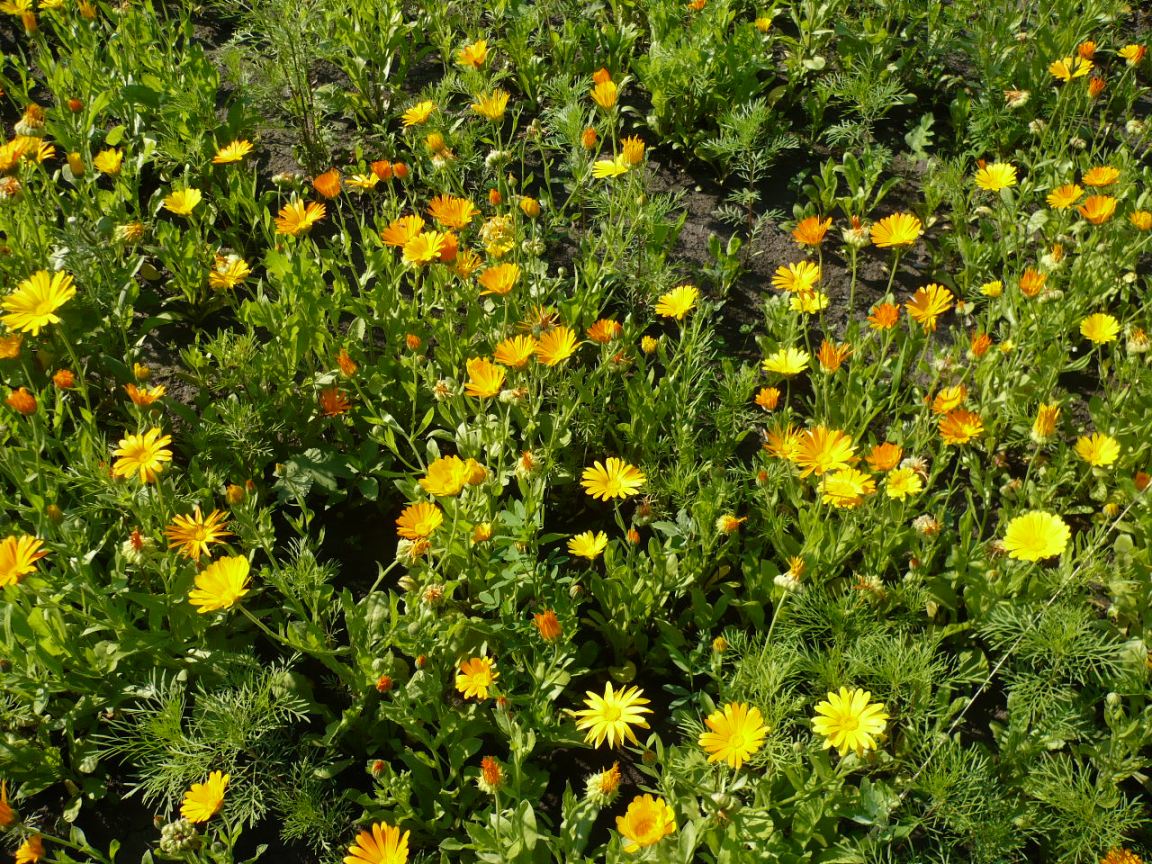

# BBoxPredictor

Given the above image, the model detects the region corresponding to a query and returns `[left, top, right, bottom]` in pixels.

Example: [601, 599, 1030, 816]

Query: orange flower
[867, 303, 900, 329]
[905, 284, 954, 331]
[1019, 268, 1047, 298]
[586, 319, 623, 343]
[311, 169, 341, 199]
[930, 384, 967, 414]
[6, 387, 36, 415]
[1088, 77, 1106, 99]
[865, 442, 902, 472]
[754, 386, 780, 411]
[534, 609, 562, 641]
[581, 127, 598, 149]
[274, 199, 326, 236]
[427, 194, 479, 230]
[380, 214, 425, 247]
[1082, 166, 1119, 187]
[1077, 41, 1096, 60]
[792, 216, 832, 247]
[52, 369, 75, 389]
[477, 263, 520, 296]
[318, 387, 351, 416]
[336, 349, 358, 377]
[938, 409, 984, 445]
[817, 340, 850, 373]
[125, 383, 165, 406]
[1078, 195, 1117, 224]
[371, 160, 393, 181]
[970, 331, 992, 357]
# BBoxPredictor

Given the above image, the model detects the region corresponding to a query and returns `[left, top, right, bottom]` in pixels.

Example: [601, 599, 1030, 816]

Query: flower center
[602, 704, 622, 722]
[839, 715, 859, 732]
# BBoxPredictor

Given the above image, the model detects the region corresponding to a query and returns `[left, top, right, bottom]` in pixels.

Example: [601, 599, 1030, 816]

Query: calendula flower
[574, 682, 651, 747]
[181, 772, 229, 822]
[1130, 211, 1152, 231]
[771, 261, 821, 293]
[1081, 313, 1120, 344]
[792, 215, 832, 247]
[1082, 165, 1119, 187]
[0, 534, 47, 587]
[654, 284, 699, 319]
[931, 384, 966, 414]
[1049, 55, 1093, 81]
[112, 428, 173, 483]
[380, 215, 425, 247]
[312, 168, 341, 198]
[1100, 850, 1143, 864]
[568, 530, 608, 560]
[1031, 402, 1061, 442]
[1, 270, 76, 335]
[92, 148, 123, 174]
[318, 387, 351, 417]
[698, 702, 768, 769]
[1119, 44, 1146, 66]
[402, 231, 448, 266]
[165, 506, 231, 561]
[1002, 511, 1070, 561]
[794, 426, 856, 477]
[754, 386, 780, 411]
[1078, 195, 1117, 224]
[762, 347, 809, 376]
[163, 187, 202, 216]
[536, 326, 578, 366]
[471, 90, 509, 121]
[401, 100, 435, 126]
[974, 162, 1017, 191]
[479, 215, 516, 257]
[1019, 268, 1046, 298]
[346, 173, 380, 191]
[534, 609, 562, 641]
[581, 458, 645, 501]
[464, 357, 506, 397]
[906, 283, 954, 331]
[213, 140, 253, 164]
[866, 442, 903, 472]
[620, 136, 645, 165]
[125, 383, 165, 407]
[6, 387, 35, 415]
[763, 423, 802, 461]
[867, 303, 900, 329]
[790, 290, 828, 314]
[396, 502, 443, 539]
[344, 822, 410, 864]
[871, 213, 922, 248]
[1075, 432, 1120, 467]
[477, 262, 520, 296]
[419, 456, 473, 497]
[0, 779, 15, 826]
[591, 156, 629, 179]
[590, 79, 618, 109]
[14, 836, 43, 864]
[1046, 183, 1083, 209]
[884, 467, 923, 499]
[938, 409, 983, 445]
[615, 795, 675, 852]
[456, 656, 498, 700]
[519, 196, 541, 217]
[457, 38, 488, 69]
[819, 468, 876, 508]
[427, 195, 480, 232]
[811, 687, 888, 756]
[188, 555, 250, 613]
[209, 255, 251, 290]
[275, 199, 326, 235]
[586, 319, 623, 343]
[493, 334, 537, 368]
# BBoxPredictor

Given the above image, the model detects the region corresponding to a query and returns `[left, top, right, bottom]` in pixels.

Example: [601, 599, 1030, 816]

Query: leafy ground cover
[1, 0, 1152, 862]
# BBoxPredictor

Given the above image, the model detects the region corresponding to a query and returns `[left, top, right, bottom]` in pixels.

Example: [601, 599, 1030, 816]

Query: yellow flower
[92, 148, 123, 174]
[1078, 195, 1117, 224]
[615, 794, 676, 853]
[866, 442, 902, 472]
[165, 506, 231, 561]
[536, 325, 579, 366]
[163, 187, 202, 216]
[344, 822, 410, 864]
[419, 456, 473, 497]
[905, 283, 954, 331]
[188, 555, 250, 613]
[213, 140, 253, 164]
[402, 231, 448, 266]
[698, 702, 767, 769]
[275, 199, 326, 236]
[574, 682, 651, 747]
[761, 346, 810, 376]
[1, 270, 76, 335]
[14, 835, 43, 864]
[870, 212, 922, 248]
[654, 284, 699, 320]
[396, 501, 443, 540]
[427, 194, 479, 230]
[471, 90, 510, 121]
[1002, 510, 1070, 561]
[0, 534, 47, 587]
[938, 409, 983, 446]
[1130, 211, 1152, 231]
[456, 39, 488, 69]
[568, 530, 608, 560]
[590, 79, 618, 109]
[763, 423, 802, 461]
[209, 255, 251, 291]
[456, 656, 498, 700]
[974, 162, 1017, 191]
[811, 687, 889, 756]
[1080, 313, 1120, 344]
[620, 136, 645, 165]
[794, 426, 856, 477]
[1075, 432, 1120, 467]
[112, 428, 173, 483]
[931, 384, 966, 414]
[1031, 402, 1061, 442]
[1049, 55, 1093, 81]
[819, 468, 876, 508]
[1119, 44, 1147, 66]
[464, 357, 506, 398]
[402, 100, 435, 126]
[477, 263, 520, 296]
[591, 156, 630, 179]
[493, 334, 537, 368]
[180, 771, 229, 822]
[790, 290, 829, 314]
[1082, 165, 1119, 187]
[884, 467, 923, 500]
[480, 215, 516, 257]
[125, 383, 166, 407]
[1101, 849, 1144, 864]
[771, 261, 821, 293]
[581, 457, 646, 501]
[1046, 183, 1083, 209]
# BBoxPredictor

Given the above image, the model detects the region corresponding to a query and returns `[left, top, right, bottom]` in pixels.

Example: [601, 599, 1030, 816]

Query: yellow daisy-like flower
[1031, 402, 1061, 442]
[456, 656, 498, 700]
[1080, 313, 1120, 344]
[620, 135, 645, 165]
[401, 231, 447, 266]
[0, 534, 47, 588]
[1075, 432, 1120, 467]
[344, 822, 410, 864]
[763, 423, 803, 462]
[92, 148, 123, 174]
[1082, 166, 1119, 187]
[905, 283, 954, 332]
[1078, 195, 1117, 224]
[401, 100, 435, 126]
[14, 836, 43, 864]
[811, 687, 889, 756]
[419, 455, 472, 497]
[493, 334, 537, 368]
[274, 199, 326, 236]
[1, 270, 76, 335]
[536, 325, 579, 366]
[477, 263, 521, 296]
[427, 194, 479, 230]
[180, 771, 229, 822]
[615, 795, 676, 853]
[654, 284, 699, 320]
[698, 702, 768, 769]
[581, 457, 646, 501]
[790, 290, 829, 314]
[574, 682, 651, 748]
[396, 501, 443, 540]
[1100, 849, 1143, 864]
[456, 39, 488, 69]
[1046, 183, 1083, 209]
[471, 90, 510, 121]
[208, 255, 251, 291]
[794, 426, 856, 478]
[771, 260, 821, 293]
[761, 346, 810, 376]
[165, 506, 231, 561]
[380, 215, 425, 247]
[212, 140, 253, 164]
[568, 530, 608, 560]
[591, 156, 630, 179]
[1002, 510, 1070, 561]
[819, 467, 876, 508]
[1118, 44, 1147, 66]
[112, 427, 173, 483]
[974, 162, 1017, 191]
[884, 467, 923, 500]
[1049, 55, 1093, 81]
[464, 357, 506, 398]
[870, 212, 922, 248]
[188, 555, 250, 613]
[590, 79, 618, 110]
[938, 409, 984, 446]
[163, 187, 202, 216]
